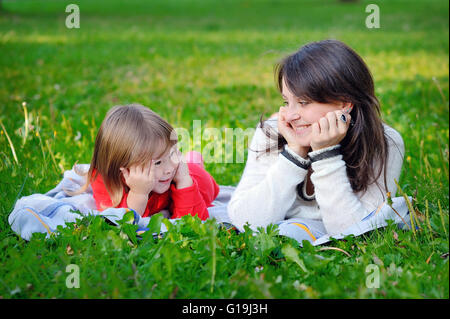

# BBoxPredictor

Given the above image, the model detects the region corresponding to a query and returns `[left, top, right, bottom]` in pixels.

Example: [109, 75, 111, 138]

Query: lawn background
[0, 0, 448, 298]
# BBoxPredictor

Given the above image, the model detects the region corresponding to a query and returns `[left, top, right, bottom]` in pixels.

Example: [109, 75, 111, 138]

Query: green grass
[0, 0, 448, 298]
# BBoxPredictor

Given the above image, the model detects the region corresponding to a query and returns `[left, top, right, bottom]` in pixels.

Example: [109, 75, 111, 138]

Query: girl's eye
[170, 151, 178, 162]
[282, 101, 288, 106]
[298, 101, 309, 106]
[154, 160, 162, 166]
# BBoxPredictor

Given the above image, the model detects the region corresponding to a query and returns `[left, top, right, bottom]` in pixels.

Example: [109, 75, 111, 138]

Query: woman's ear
[342, 102, 353, 113]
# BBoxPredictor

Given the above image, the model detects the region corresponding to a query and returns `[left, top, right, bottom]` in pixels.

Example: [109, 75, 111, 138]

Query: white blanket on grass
[8, 165, 412, 245]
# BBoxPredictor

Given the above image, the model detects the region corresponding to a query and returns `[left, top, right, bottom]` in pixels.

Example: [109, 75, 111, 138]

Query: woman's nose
[285, 105, 301, 122]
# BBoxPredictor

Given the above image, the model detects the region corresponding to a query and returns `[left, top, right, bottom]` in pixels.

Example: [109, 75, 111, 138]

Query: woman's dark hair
[260, 39, 389, 194]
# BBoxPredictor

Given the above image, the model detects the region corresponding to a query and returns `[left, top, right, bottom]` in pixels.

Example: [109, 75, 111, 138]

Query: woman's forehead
[281, 77, 295, 96]
[281, 75, 312, 101]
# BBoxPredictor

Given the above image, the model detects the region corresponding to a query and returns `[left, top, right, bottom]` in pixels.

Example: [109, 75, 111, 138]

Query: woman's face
[281, 78, 348, 148]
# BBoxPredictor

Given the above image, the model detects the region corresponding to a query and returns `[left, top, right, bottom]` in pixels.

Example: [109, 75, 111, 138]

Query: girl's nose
[164, 166, 173, 176]
[162, 162, 174, 176]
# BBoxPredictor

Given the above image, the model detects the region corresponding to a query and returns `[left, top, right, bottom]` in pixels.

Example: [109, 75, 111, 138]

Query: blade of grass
[210, 224, 217, 294]
[419, 139, 424, 179]
[387, 191, 411, 230]
[35, 115, 47, 170]
[0, 119, 19, 166]
[436, 136, 449, 179]
[437, 200, 448, 238]
[423, 155, 432, 181]
[396, 180, 422, 232]
[45, 139, 60, 173]
[425, 200, 434, 243]
[426, 252, 434, 264]
[22, 102, 29, 146]
[432, 76, 448, 105]
[318, 246, 351, 257]
[10, 174, 28, 212]
[394, 179, 417, 238]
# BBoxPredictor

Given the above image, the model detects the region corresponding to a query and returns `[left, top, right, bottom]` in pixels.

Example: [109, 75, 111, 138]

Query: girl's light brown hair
[72, 104, 176, 207]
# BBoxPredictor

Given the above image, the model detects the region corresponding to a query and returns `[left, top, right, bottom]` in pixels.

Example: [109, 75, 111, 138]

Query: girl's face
[281, 78, 348, 148]
[151, 146, 179, 194]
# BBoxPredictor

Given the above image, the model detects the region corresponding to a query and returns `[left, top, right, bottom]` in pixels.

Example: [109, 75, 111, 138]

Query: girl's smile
[153, 170, 176, 193]
[158, 177, 173, 184]
[151, 146, 179, 193]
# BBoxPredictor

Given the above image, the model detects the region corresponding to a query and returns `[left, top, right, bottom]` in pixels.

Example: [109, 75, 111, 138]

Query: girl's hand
[120, 161, 156, 196]
[310, 110, 351, 151]
[173, 150, 193, 189]
[277, 106, 310, 158]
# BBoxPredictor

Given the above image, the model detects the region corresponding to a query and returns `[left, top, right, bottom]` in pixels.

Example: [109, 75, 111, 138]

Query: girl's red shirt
[90, 163, 219, 220]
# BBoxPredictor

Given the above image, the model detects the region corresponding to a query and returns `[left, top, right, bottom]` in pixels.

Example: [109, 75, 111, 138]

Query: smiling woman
[228, 39, 405, 237]
[278, 77, 353, 155]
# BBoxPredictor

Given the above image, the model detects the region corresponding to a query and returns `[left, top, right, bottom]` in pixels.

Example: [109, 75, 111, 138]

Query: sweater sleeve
[170, 162, 219, 221]
[228, 120, 310, 232]
[310, 125, 405, 236]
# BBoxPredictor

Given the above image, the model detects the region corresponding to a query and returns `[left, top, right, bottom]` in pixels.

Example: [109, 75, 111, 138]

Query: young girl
[79, 104, 219, 220]
[228, 39, 405, 237]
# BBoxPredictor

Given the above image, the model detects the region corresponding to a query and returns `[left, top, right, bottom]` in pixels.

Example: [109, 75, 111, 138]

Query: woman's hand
[277, 106, 310, 158]
[173, 150, 193, 189]
[310, 110, 351, 151]
[120, 162, 156, 196]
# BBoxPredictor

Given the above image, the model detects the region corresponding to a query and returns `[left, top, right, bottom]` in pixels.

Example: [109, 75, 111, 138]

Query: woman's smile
[292, 123, 311, 135]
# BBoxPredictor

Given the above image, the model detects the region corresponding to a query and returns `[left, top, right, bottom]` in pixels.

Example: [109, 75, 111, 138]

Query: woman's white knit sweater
[227, 118, 405, 236]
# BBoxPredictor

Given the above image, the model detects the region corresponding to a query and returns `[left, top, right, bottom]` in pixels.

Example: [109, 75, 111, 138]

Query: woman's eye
[154, 160, 162, 166]
[299, 101, 309, 106]
[282, 100, 288, 106]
